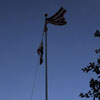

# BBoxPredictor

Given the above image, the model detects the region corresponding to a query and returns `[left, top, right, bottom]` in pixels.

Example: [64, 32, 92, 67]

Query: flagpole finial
[45, 14, 48, 18]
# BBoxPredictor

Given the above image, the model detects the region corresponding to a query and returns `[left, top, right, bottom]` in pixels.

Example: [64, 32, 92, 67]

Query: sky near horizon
[0, 0, 100, 100]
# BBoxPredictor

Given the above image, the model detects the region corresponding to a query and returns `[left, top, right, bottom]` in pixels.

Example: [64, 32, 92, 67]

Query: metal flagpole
[45, 14, 48, 100]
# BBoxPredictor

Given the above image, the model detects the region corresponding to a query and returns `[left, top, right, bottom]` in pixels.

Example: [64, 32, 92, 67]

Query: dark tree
[79, 30, 100, 100]
[94, 30, 100, 37]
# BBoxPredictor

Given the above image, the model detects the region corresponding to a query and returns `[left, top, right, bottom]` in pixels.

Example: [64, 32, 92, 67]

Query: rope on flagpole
[31, 55, 39, 100]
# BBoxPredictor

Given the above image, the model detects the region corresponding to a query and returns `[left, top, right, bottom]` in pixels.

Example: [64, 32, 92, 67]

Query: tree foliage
[94, 30, 100, 37]
[79, 30, 100, 100]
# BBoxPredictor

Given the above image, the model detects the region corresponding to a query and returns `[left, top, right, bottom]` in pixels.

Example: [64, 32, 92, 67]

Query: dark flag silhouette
[45, 7, 67, 26]
[37, 40, 43, 65]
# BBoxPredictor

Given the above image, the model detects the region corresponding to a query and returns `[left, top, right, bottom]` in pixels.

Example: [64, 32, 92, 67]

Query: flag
[37, 40, 43, 65]
[46, 7, 67, 26]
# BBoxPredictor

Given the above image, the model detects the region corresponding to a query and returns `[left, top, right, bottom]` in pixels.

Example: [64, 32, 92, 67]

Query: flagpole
[45, 14, 48, 100]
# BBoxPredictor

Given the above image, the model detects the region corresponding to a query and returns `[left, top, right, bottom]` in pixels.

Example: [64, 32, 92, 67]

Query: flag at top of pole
[45, 7, 67, 26]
